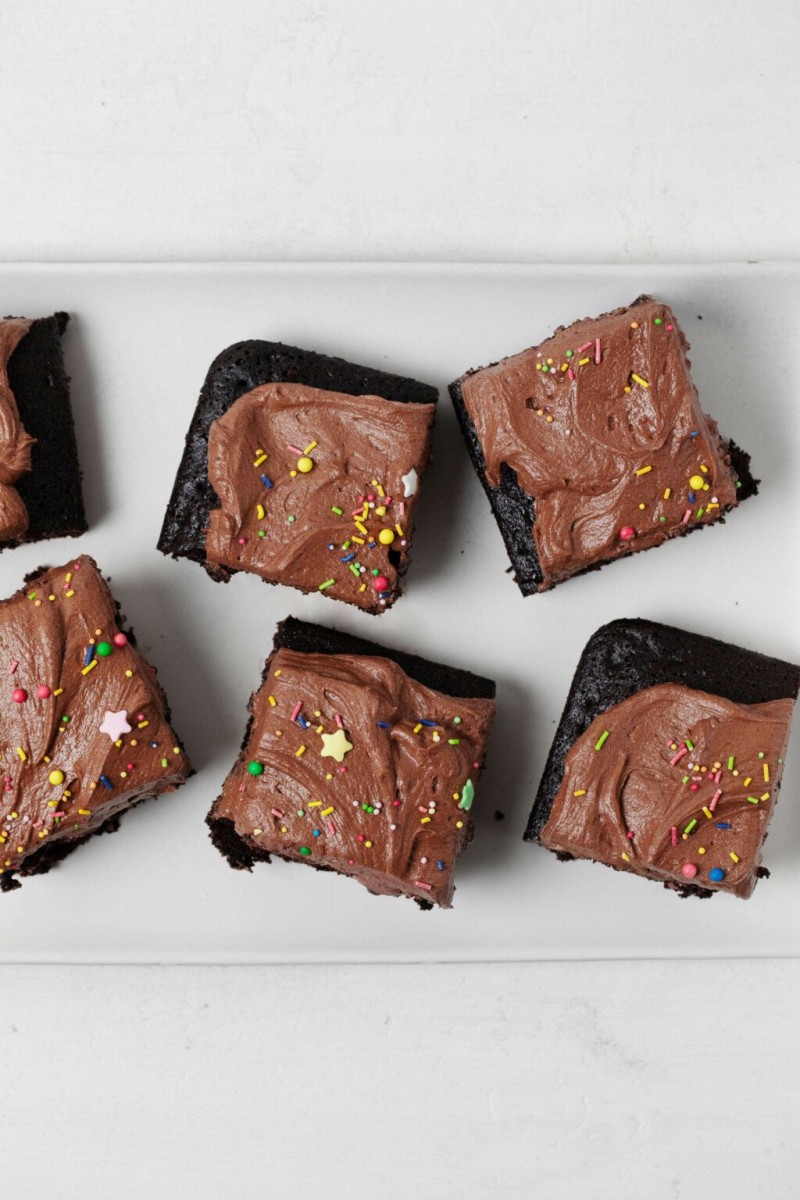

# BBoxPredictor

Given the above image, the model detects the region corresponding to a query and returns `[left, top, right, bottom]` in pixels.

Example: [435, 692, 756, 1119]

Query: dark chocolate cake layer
[2, 313, 87, 548]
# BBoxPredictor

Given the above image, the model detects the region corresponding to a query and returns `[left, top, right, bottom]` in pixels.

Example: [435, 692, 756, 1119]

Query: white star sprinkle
[401, 467, 418, 497]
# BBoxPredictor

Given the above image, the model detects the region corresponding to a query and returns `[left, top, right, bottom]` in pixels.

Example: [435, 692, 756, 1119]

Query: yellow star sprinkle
[320, 729, 353, 763]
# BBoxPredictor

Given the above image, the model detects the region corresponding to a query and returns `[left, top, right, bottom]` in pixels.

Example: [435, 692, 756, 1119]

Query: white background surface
[1, 2, 799, 1197]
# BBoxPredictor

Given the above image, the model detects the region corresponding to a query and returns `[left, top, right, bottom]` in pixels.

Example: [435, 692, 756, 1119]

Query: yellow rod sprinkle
[53, 688, 63, 696]
[635, 465, 652, 476]
[308, 801, 322, 808]
[703, 807, 713, 819]
[65, 589, 75, 597]
[81, 659, 98, 675]
[763, 763, 770, 781]
[631, 373, 650, 388]
[268, 695, 277, 707]
[295, 745, 306, 757]
[321, 806, 334, 816]
[730, 852, 740, 863]
[256, 503, 265, 519]
[663, 488, 671, 500]
[413, 723, 422, 733]
[621, 852, 630, 862]
[573, 789, 586, 797]
[304, 441, 318, 454]
[253, 453, 268, 466]
[17, 747, 27, 761]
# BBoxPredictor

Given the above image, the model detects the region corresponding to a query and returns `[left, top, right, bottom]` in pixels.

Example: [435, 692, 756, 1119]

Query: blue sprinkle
[436, 860, 445, 871]
[99, 775, 113, 790]
[690, 430, 699, 437]
[688, 492, 695, 503]
[340, 553, 356, 563]
[297, 714, 309, 729]
[377, 721, 390, 729]
[419, 719, 437, 727]
[312, 829, 321, 838]
[716, 821, 731, 829]
[368, 541, 377, 549]
[84, 644, 95, 666]
[709, 867, 725, 882]
[261, 473, 273, 489]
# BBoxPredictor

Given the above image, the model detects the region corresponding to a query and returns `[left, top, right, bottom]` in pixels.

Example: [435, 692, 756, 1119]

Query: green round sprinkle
[758, 752, 765, 759]
[658, 515, 666, 522]
[247, 761, 264, 776]
[287, 515, 296, 524]
[654, 317, 663, 325]
[96, 641, 113, 657]
[297, 809, 304, 817]
[372, 569, 380, 576]
[453, 716, 462, 725]
[258, 530, 266, 538]
[565, 350, 573, 359]
[61, 715, 70, 724]
[299, 847, 312, 856]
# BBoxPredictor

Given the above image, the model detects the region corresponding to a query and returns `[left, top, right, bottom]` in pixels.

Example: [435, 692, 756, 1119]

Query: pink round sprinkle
[691, 783, 699, 791]
[619, 526, 636, 541]
[113, 633, 127, 647]
[374, 575, 389, 591]
[666, 323, 674, 331]
[36, 685, 51, 700]
[681, 863, 698, 879]
[12, 688, 27, 703]
[238, 537, 246, 545]
[393, 799, 401, 807]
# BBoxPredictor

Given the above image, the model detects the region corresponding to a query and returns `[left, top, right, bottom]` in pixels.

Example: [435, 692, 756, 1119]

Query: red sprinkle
[619, 526, 636, 541]
[12, 688, 27, 704]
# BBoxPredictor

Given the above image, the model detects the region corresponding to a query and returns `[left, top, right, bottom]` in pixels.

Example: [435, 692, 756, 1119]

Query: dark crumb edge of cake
[0, 313, 88, 551]
[156, 339, 439, 603]
[205, 615, 497, 909]
[523, 617, 800, 899]
[448, 296, 758, 596]
[0, 558, 194, 892]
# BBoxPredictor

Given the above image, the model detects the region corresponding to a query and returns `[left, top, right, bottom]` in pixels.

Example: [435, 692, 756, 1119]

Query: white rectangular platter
[0, 262, 797, 962]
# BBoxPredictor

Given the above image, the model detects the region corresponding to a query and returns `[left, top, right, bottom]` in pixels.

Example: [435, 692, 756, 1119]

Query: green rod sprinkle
[594, 730, 610, 751]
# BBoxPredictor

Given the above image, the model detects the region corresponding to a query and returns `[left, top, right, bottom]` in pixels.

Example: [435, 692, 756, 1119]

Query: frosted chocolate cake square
[207, 617, 496, 908]
[526, 619, 799, 898]
[158, 340, 437, 613]
[449, 297, 756, 594]
[0, 556, 191, 891]
[0, 313, 87, 550]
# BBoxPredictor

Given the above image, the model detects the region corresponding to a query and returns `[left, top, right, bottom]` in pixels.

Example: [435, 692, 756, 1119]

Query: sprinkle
[413, 723, 422, 733]
[727, 756, 735, 770]
[573, 789, 586, 797]
[663, 488, 671, 500]
[577, 341, 592, 353]
[635, 465, 652, 476]
[304, 441, 318, 454]
[295, 745, 306, 757]
[81, 659, 98, 676]
[578, 356, 590, 366]
[671, 826, 678, 846]
[340, 552, 356, 563]
[729, 852, 740, 864]
[670, 747, 687, 766]
[8, 661, 18, 674]
[448, 738, 461, 745]
[137, 719, 149, 729]
[710, 789, 722, 811]
[682, 509, 692, 524]
[65, 589, 75, 598]
[743, 777, 751, 787]
[268, 695, 277, 706]
[260, 473, 273, 489]
[703, 807, 713, 819]
[286, 444, 303, 455]
[16, 747, 27, 762]
[253, 453, 268, 467]
[594, 730, 610, 751]
[78, 808, 91, 816]
[684, 819, 697, 834]
[716, 821, 731, 829]
[355, 521, 368, 535]
[595, 338, 601, 364]
[299, 847, 312, 857]
[631, 374, 650, 388]
[99, 775, 113, 790]
[763, 763, 770, 782]
[621, 852, 630, 863]
[414, 880, 432, 891]
[83, 644, 95, 667]
[421, 816, 431, 824]
[318, 579, 335, 591]
[696, 507, 705, 519]
[685, 738, 694, 751]
[321, 806, 334, 817]
[290, 701, 303, 722]
[654, 317, 663, 326]
[331, 506, 343, 515]
[308, 801, 322, 809]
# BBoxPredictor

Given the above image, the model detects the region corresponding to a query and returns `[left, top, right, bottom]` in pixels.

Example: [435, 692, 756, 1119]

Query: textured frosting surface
[540, 683, 794, 898]
[211, 646, 496, 906]
[0, 556, 191, 889]
[459, 298, 740, 587]
[205, 382, 435, 611]
[0, 318, 35, 541]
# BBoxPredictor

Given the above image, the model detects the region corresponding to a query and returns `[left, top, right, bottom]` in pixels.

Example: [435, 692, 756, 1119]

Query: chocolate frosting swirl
[459, 299, 740, 587]
[212, 646, 496, 906]
[540, 683, 794, 898]
[0, 318, 35, 542]
[205, 382, 435, 611]
[0, 556, 190, 888]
